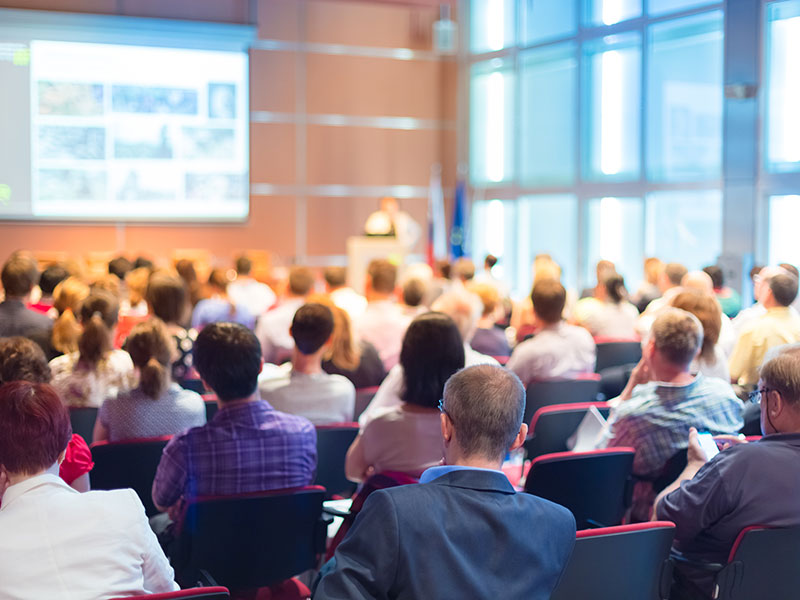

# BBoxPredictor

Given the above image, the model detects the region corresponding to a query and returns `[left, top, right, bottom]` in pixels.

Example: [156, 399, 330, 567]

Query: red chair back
[110, 587, 230, 600]
[315, 422, 359, 498]
[551, 522, 675, 600]
[524, 448, 635, 528]
[523, 376, 602, 427]
[525, 402, 610, 460]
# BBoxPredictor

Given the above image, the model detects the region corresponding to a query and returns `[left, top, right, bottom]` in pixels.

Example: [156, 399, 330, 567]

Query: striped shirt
[152, 399, 316, 509]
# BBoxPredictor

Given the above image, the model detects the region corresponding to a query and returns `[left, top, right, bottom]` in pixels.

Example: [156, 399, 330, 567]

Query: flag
[427, 165, 447, 266]
[450, 179, 467, 259]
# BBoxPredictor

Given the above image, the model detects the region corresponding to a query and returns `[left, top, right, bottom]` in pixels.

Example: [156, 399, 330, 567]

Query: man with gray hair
[599, 308, 743, 521]
[316, 365, 576, 599]
[655, 346, 800, 599]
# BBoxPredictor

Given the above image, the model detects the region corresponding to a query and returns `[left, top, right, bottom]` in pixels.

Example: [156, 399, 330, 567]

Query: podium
[346, 236, 410, 294]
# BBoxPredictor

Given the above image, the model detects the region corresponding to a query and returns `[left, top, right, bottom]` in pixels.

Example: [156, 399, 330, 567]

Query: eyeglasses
[748, 387, 772, 404]
[438, 398, 454, 424]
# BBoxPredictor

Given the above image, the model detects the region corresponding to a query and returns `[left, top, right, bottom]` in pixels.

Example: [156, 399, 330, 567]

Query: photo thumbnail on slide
[0, 36, 249, 221]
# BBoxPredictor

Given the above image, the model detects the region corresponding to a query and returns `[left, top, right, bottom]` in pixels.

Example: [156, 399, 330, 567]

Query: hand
[713, 434, 748, 452]
[629, 358, 652, 388]
[686, 427, 711, 466]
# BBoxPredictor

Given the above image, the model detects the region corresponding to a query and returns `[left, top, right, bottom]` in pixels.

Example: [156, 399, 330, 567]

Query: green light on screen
[12, 48, 30, 67]
[0, 184, 11, 205]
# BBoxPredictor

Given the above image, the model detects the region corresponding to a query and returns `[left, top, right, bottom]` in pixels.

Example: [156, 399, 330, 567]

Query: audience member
[29, 263, 68, 315]
[152, 322, 316, 517]
[452, 257, 476, 285]
[574, 273, 638, 338]
[507, 279, 596, 386]
[638, 261, 688, 328]
[121, 266, 151, 317]
[228, 255, 276, 317]
[191, 268, 256, 331]
[704, 264, 741, 318]
[422, 258, 453, 306]
[133, 256, 154, 271]
[0, 253, 53, 351]
[432, 289, 499, 366]
[107, 256, 133, 281]
[146, 272, 197, 383]
[354, 259, 412, 371]
[599, 308, 743, 521]
[671, 290, 729, 382]
[632, 257, 663, 313]
[729, 269, 800, 388]
[780, 262, 800, 316]
[468, 282, 512, 357]
[50, 276, 91, 356]
[324, 266, 367, 320]
[94, 319, 205, 443]
[473, 253, 510, 297]
[579, 259, 616, 299]
[345, 312, 464, 481]
[49, 290, 135, 408]
[510, 254, 568, 340]
[400, 277, 428, 318]
[0, 336, 93, 493]
[655, 347, 800, 599]
[316, 365, 576, 600]
[255, 265, 315, 364]
[259, 303, 355, 425]
[0, 381, 178, 598]
[174, 259, 204, 308]
[730, 265, 785, 335]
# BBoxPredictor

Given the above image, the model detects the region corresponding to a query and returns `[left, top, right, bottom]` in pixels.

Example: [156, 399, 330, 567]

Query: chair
[551, 522, 675, 600]
[713, 525, 800, 600]
[524, 448, 635, 528]
[523, 375, 602, 428]
[594, 339, 642, 373]
[174, 486, 328, 590]
[354, 386, 379, 420]
[524, 402, 610, 460]
[110, 587, 230, 600]
[90, 436, 171, 517]
[69, 406, 98, 444]
[203, 397, 218, 422]
[315, 423, 359, 499]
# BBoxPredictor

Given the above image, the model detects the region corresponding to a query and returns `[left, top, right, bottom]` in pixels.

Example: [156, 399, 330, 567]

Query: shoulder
[270, 408, 317, 435]
[692, 375, 738, 401]
[326, 373, 356, 393]
[49, 352, 78, 372]
[107, 349, 134, 368]
[82, 487, 147, 521]
[563, 323, 595, 343]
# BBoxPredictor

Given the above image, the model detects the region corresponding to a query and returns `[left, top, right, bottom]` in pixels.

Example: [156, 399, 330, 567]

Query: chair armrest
[669, 552, 725, 573]
[322, 506, 351, 518]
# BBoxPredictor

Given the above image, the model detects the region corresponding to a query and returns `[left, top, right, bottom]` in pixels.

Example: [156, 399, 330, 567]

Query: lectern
[346, 236, 409, 294]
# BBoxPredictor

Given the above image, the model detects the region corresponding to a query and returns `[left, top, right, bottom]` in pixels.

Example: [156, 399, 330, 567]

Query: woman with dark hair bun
[575, 274, 639, 339]
[49, 290, 134, 407]
[0, 381, 178, 598]
[345, 312, 465, 482]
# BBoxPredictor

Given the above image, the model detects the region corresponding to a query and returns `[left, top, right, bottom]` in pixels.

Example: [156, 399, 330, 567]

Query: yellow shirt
[728, 307, 800, 386]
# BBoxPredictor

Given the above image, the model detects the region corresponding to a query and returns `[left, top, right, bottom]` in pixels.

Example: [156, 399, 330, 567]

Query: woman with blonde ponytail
[51, 277, 90, 356]
[93, 318, 205, 442]
[49, 290, 135, 407]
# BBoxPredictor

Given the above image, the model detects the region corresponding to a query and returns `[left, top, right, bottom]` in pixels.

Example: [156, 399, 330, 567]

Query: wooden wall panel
[0, 0, 115, 13]
[257, 0, 300, 41]
[250, 50, 296, 113]
[116, 0, 251, 23]
[251, 123, 296, 185]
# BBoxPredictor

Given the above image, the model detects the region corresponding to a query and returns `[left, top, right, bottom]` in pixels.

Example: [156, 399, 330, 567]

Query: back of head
[484, 254, 498, 270]
[644, 257, 663, 285]
[193, 322, 261, 401]
[52, 277, 91, 355]
[531, 279, 566, 324]
[402, 278, 427, 307]
[235, 255, 252, 276]
[769, 272, 799, 307]
[0, 337, 52, 385]
[443, 364, 525, 462]
[400, 312, 465, 408]
[681, 270, 714, 295]
[596, 260, 616, 283]
[90, 274, 121, 300]
[532, 256, 561, 285]
[468, 282, 500, 318]
[435, 260, 451, 280]
[133, 256, 154, 271]
[207, 267, 230, 292]
[323, 266, 347, 289]
[651, 307, 703, 368]
[367, 259, 397, 294]
[306, 294, 359, 370]
[432, 289, 482, 342]
[603, 274, 627, 304]
[291, 303, 334, 355]
[289, 266, 315, 296]
[147, 272, 188, 324]
[664, 262, 688, 287]
[671, 290, 721, 362]
[126, 266, 151, 306]
[702, 265, 724, 289]
[2, 253, 40, 298]
[77, 290, 119, 365]
[126, 318, 173, 399]
[453, 258, 476, 282]
[53, 276, 91, 316]
[108, 256, 132, 280]
[780, 263, 800, 279]
[0, 381, 71, 476]
[759, 346, 800, 410]
[39, 264, 69, 297]
[175, 259, 198, 284]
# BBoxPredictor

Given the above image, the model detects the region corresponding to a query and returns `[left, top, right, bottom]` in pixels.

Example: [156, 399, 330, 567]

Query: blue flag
[450, 180, 468, 259]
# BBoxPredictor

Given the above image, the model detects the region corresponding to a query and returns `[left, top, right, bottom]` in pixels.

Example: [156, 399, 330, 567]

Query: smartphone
[697, 432, 720, 459]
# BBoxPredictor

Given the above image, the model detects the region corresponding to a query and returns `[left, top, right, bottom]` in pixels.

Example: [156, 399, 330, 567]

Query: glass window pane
[470, 0, 515, 53]
[521, 0, 577, 45]
[584, 0, 642, 27]
[769, 195, 800, 265]
[647, 11, 723, 181]
[583, 33, 642, 181]
[765, 0, 800, 172]
[470, 60, 515, 184]
[649, 0, 718, 17]
[585, 197, 644, 291]
[520, 43, 576, 186]
[645, 190, 722, 269]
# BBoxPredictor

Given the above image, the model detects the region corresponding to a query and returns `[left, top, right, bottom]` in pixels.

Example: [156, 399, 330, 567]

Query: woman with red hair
[0, 381, 178, 599]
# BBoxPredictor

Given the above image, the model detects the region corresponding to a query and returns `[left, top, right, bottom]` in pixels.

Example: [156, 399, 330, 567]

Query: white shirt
[50, 349, 135, 408]
[0, 474, 178, 600]
[506, 321, 596, 387]
[330, 287, 368, 321]
[255, 298, 305, 364]
[354, 300, 413, 371]
[259, 365, 356, 425]
[581, 301, 639, 339]
[228, 277, 277, 317]
[692, 344, 730, 382]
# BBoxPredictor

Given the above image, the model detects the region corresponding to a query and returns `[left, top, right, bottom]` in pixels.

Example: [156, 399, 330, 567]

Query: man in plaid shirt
[599, 308, 743, 522]
[152, 322, 317, 517]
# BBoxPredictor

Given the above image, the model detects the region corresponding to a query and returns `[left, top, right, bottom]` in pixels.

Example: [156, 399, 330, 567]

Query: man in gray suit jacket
[315, 364, 576, 600]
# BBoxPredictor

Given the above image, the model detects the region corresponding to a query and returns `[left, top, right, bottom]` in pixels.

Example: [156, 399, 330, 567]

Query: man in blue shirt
[315, 364, 576, 600]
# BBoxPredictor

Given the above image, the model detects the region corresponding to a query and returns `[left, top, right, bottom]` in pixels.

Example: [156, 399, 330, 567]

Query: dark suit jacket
[0, 300, 54, 356]
[314, 468, 576, 600]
